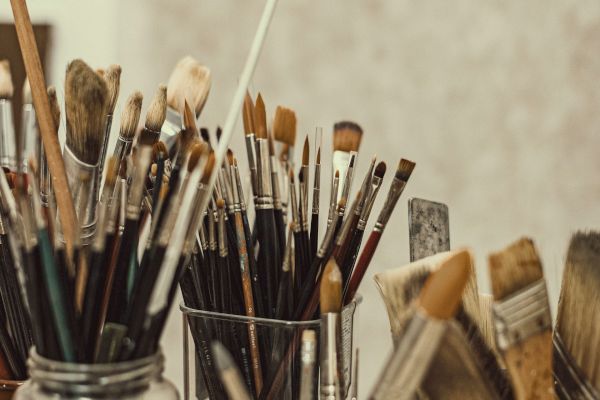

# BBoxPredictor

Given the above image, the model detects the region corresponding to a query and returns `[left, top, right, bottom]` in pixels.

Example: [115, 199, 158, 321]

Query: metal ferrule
[63, 146, 99, 243]
[99, 114, 113, 176]
[280, 160, 290, 209]
[160, 107, 182, 152]
[553, 333, 599, 400]
[254, 138, 273, 210]
[244, 134, 258, 196]
[357, 176, 383, 230]
[375, 178, 408, 230]
[340, 152, 357, 208]
[220, 170, 235, 215]
[317, 212, 340, 258]
[493, 279, 551, 351]
[126, 147, 153, 220]
[370, 310, 446, 400]
[289, 179, 301, 232]
[118, 179, 126, 235]
[327, 176, 340, 229]
[208, 208, 217, 252]
[320, 313, 341, 400]
[0, 100, 16, 170]
[39, 144, 51, 206]
[112, 134, 134, 165]
[312, 164, 320, 215]
[270, 155, 282, 210]
[21, 103, 37, 171]
[104, 180, 121, 235]
[232, 164, 247, 212]
[217, 207, 227, 257]
[199, 221, 209, 251]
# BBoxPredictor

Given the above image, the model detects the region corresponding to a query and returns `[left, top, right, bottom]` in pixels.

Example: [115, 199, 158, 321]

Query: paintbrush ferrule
[553, 333, 599, 400]
[0, 99, 16, 170]
[317, 212, 340, 258]
[270, 155, 282, 210]
[245, 134, 258, 195]
[160, 107, 182, 152]
[493, 279, 551, 351]
[254, 139, 272, 197]
[370, 310, 446, 400]
[217, 208, 228, 257]
[208, 209, 217, 252]
[312, 163, 320, 215]
[327, 174, 340, 229]
[63, 145, 100, 243]
[320, 313, 341, 400]
[21, 102, 37, 171]
[289, 179, 300, 231]
[374, 179, 408, 232]
[112, 133, 134, 165]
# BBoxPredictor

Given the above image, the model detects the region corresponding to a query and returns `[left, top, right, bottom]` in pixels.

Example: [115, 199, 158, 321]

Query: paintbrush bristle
[374, 161, 387, 179]
[335, 170, 339, 179]
[226, 149, 234, 166]
[152, 141, 168, 161]
[302, 136, 309, 166]
[419, 250, 471, 320]
[0, 60, 13, 99]
[201, 152, 215, 185]
[243, 91, 255, 135]
[47, 86, 61, 132]
[289, 167, 295, 184]
[65, 59, 108, 164]
[96, 68, 105, 78]
[254, 93, 267, 139]
[119, 91, 143, 140]
[316, 146, 321, 164]
[395, 158, 416, 182]
[333, 121, 362, 153]
[267, 131, 275, 156]
[145, 85, 167, 132]
[167, 56, 211, 116]
[182, 100, 198, 134]
[22, 78, 32, 104]
[187, 142, 207, 172]
[119, 159, 128, 179]
[177, 100, 200, 161]
[320, 257, 342, 314]
[556, 231, 600, 387]
[488, 237, 543, 300]
[104, 157, 118, 188]
[273, 106, 296, 147]
[104, 64, 121, 114]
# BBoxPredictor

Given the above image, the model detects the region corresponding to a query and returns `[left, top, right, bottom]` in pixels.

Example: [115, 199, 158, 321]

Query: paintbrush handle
[309, 213, 318, 263]
[80, 248, 109, 362]
[242, 212, 265, 318]
[255, 209, 277, 317]
[106, 218, 137, 323]
[343, 231, 381, 305]
[341, 228, 365, 290]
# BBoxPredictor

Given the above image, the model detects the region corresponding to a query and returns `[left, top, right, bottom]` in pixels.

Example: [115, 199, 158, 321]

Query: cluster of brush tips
[0, 54, 416, 398]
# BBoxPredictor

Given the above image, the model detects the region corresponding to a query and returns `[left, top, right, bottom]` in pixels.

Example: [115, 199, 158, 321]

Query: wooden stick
[10, 0, 77, 258]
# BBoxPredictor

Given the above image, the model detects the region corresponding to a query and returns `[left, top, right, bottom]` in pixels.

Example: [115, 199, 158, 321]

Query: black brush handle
[293, 230, 304, 300]
[309, 213, 318, 264]
[21, 247, 47, 356]
[242, 213, 265, 318]
[106, 218, 137, 323]
[255, 209, 277, 317]
[341, 228, 365, 296]
[300, 230, 311, 285]
[273, 208, 286, 284]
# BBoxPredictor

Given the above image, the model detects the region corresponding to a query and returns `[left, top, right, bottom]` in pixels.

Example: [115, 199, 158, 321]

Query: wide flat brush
[489, 238, 554, 399]
[554, 231, 600, 398]
[369, 250, 470, 399]
[138, 85, 167, 147]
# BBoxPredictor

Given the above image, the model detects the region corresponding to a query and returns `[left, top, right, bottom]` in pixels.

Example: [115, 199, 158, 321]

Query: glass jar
[181, 296, 361, 400]
[14, 349, 178, 400]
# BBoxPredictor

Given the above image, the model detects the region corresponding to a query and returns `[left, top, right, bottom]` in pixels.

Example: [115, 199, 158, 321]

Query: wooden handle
[504, 330, 555, 399]
[10, 0, 77, 257]
[343, 231, 381, 304]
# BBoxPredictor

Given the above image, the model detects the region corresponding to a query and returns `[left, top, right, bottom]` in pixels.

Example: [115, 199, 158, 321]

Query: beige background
[2, 0, 600, 397]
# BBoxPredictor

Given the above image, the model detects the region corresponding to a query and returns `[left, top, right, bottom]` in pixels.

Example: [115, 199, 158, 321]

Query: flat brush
[320, 258, 343, 400]
[98, 64, 121, 177]
[111, 91, 143, 165]
[164, 56, 211, 153]
[273, 106, 296, 223]
[309, 128, 322, 264]
[489, 238, 554, 399]
[0, 60, 16, 171]
[554, 232, 600, 399]
[369, 250, 470, 399]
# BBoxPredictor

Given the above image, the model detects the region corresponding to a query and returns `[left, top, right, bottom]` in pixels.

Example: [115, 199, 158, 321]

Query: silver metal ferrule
[327, 175, 340, 229]
[312, 163, 321, 215]
[126, 146, 153, 220]
[219, 169, 235, 215]
[270, 155, 282, 210]
[245, 134, 258, 196]
[112, 134, 134, 165]
[39, 144, 51, 206]
[553, 333, 600, 400]
[369, 310, 446, 400]
[320, 313, 341, 400]
[254, 138, 273, 210]
[21, 103, 37, 171]
[357, 176, 383, 231]
[232, 164, 247, 212]
[63, 146, 99, 244]
[340, 152, 357, 206]
[199, 220, 209, 252]
[160, 107, 181, 153]
[493, 279, 551, 351]
[0, 100, 16, 170]
[99, 113, 113, 176]
[289, 178, 301, 232]
[332, 150, 350, 204]
[118, 179, 126, 235]
[208, 208, 217, 252]
[375, 178, 408, 232]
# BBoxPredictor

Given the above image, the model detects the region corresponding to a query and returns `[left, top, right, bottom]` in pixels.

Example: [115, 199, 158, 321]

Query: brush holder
[13, 349, 178, 399]
[181, 296, 361, 400]
[0, 379, 23, 400]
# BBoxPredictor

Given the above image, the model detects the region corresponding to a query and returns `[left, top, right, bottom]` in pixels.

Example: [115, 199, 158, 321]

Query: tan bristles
[152, 141, 168, 161]
[0, 60, 14, 99]
[337, 197, 346, 209]
[242, 91, 255, 135]
[201, 152, 215, 184]
[334, 170, 339, 178]
[65, 59, 108, 164]
[47, 86, 61, 132]
[96, 68, 105, 78]
[273, 106, 296, 146]
[488, 238, 544, 300]
[320, 258, 342, 314]
[302, 136, 309, 166]
[254, 93, 267, 139]
[316, 146, 321, 164]
[166, 56, 212, 116]
[177, 100, 200, 162]
[183, 100, 198, 133]
[119, 91, 143, 140]
[145, 84, 167, 132]
[226, 149, 234, 166]
[333, 121, 362, 153]
[556, 231, 600, 387]
[104, 157, 118, 188]
[104, 64, 121, 114]
[267, 131, 275, 156]
[22, 78, 32, 104]
[395, 159, 416, 182]
[187, 142, 206, 172]
[216, 198, 225, 209]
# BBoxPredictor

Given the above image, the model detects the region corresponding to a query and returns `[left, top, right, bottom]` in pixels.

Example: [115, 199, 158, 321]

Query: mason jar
[14, 349, 179, 400]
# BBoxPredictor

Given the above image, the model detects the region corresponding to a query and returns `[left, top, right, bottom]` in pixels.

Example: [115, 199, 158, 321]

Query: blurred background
[2, 0, 600, 397]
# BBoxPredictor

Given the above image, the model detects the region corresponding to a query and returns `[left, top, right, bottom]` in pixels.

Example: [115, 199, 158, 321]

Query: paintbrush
[98, 64, 121, 177]
[554, 231, 600, 399]
[213, 341, 252, 400]
[369, 250, 470, 399]
[327, 170, 340, 230]
[320, 257, 343, 400]
[20, 79, 37, 173]
[309, 127, 322, 264]
[163, 56, 211, 153]
[0, 60, 16, 171]
[299, 329, 317, 400]
[39, 86, 61, 215]
[273, 106, 296, 222]
[332, 121, 362, 205]
[139, 85, 167, 146]
[298, 136, 311, 280]
[242, 92, 258, 197]
[289, 170, 305, 296]
[488, 238, 554, 399]
[268, 131, 286, 266]
[111, 91, 143, 166]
